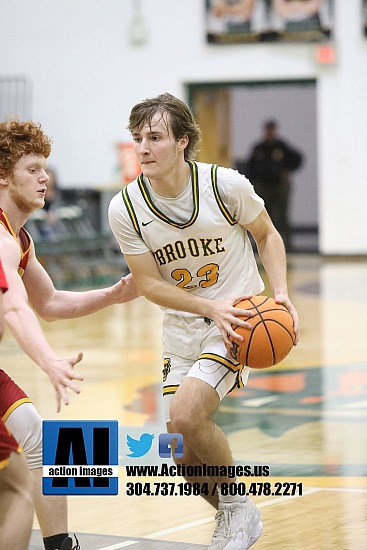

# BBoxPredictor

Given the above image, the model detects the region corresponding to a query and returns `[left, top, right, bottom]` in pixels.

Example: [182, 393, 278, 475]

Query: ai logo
[42, 420, 118, 495]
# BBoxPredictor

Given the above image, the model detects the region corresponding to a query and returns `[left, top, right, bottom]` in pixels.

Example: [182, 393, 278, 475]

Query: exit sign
[315, 44, 336, 64]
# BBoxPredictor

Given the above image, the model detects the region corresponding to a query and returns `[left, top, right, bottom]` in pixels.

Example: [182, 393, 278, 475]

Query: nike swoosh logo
[142, 220, 154, 226]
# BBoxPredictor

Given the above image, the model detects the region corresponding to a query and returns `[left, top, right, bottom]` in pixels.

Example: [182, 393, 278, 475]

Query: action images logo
[42, 420, 118, 495]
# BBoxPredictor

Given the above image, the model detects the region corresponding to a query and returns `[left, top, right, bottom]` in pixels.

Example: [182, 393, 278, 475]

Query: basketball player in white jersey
[109, 93, 299, 550]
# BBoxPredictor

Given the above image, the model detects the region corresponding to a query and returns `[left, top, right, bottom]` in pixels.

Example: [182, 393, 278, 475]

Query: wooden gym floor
[1, 253, 366, 549]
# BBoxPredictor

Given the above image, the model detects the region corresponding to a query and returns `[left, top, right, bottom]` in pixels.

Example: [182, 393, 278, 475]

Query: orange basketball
[226, 295, 295, 369]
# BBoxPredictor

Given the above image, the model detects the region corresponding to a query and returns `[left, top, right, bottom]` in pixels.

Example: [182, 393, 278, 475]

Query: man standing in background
[246, 119, 303, 250]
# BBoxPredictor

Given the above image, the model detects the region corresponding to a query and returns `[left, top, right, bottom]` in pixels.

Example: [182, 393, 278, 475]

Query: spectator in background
[246, 119, 303, 250]
[39, 166, 60, 237]
[45, 167, 59, 211]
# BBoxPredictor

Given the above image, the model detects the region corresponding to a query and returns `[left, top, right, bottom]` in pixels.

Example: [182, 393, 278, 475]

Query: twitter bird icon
[126, 433, 155, 458]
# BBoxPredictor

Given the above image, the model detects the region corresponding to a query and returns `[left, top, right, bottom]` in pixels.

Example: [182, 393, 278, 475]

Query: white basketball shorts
[162, 313, 250, 422]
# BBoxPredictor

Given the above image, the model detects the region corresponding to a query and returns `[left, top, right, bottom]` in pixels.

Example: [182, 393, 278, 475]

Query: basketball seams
[248, 318, 294, 336]
[248, 297, 276, 367]
[245, 323, 259, 367]
[248, 296, 269, 311]
[261, 319, 295, 343]
[249, 318, 276, 366]
[248, 308, 289, 321]
[251, 320, 294, 365]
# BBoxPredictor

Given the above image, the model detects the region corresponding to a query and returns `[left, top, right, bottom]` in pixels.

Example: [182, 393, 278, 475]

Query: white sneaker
[208, 499, 263, 550]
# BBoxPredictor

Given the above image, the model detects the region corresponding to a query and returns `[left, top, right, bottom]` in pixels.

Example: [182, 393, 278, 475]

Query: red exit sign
[315, 44, 336, 64]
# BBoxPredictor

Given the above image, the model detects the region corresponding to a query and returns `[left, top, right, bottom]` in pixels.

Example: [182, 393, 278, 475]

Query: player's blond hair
[0, 119, 52, 178]
[128, 92, 201, 160]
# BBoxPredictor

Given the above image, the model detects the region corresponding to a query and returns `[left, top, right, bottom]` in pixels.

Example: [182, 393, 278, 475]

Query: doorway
[187, 80, 318, 253]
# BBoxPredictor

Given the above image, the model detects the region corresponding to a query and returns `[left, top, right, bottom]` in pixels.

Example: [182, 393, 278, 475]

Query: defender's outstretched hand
[44, 352, 84, 412]
[112, 273, 141, 303]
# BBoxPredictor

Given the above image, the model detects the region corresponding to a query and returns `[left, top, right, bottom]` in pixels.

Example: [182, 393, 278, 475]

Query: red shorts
[0, 370, 32, 421]
[0, 417, 20, 470]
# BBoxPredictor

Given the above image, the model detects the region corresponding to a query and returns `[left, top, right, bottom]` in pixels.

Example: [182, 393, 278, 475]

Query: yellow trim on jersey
[163, 385, 180, 396]
[137, 161, 199, 229]
[122, 186, 142, 238]
[2, 398, 33, 423]
[211, 164, 237, 226]
[197, 352, 242, 373]
[0, 210, 31, 258]
[0, 210, 18, 239]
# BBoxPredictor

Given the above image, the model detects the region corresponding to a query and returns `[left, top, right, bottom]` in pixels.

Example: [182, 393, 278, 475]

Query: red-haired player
[0, 119, 140, 550]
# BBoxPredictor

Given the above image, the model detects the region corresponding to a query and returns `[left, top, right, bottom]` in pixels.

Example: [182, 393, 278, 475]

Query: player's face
[7, 154, 49, 213]
[131, 113, 186, 181]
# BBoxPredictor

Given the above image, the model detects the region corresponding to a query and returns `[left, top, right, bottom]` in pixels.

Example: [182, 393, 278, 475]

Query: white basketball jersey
[109, 161, 265, 315]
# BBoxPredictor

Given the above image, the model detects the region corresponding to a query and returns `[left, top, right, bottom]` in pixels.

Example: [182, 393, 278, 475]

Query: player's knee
[11, 452, 34, 503]
[5, 403, 43, 469]
[169, 401, 201, 437]
[170, 380, 214, 433]
[169, 413, 191, 439]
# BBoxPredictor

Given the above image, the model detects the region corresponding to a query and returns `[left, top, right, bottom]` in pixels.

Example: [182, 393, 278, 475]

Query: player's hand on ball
[208, 295, 255, 347]
[225, 296, 296, 369]
[274, 293, 300, 345]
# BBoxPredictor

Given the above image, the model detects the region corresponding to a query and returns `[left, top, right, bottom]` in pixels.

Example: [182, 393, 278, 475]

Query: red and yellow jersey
[0, 207, 31, 277]
[0, 417, 21, 470]
[0, 210, 33, 421]
[0, 370, 31, 421]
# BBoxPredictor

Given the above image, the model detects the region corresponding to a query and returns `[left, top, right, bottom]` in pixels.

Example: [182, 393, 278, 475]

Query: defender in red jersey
[0, 258, 34, 550]
[0, 416, 20, 469]
[0, 120, 140, 550]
